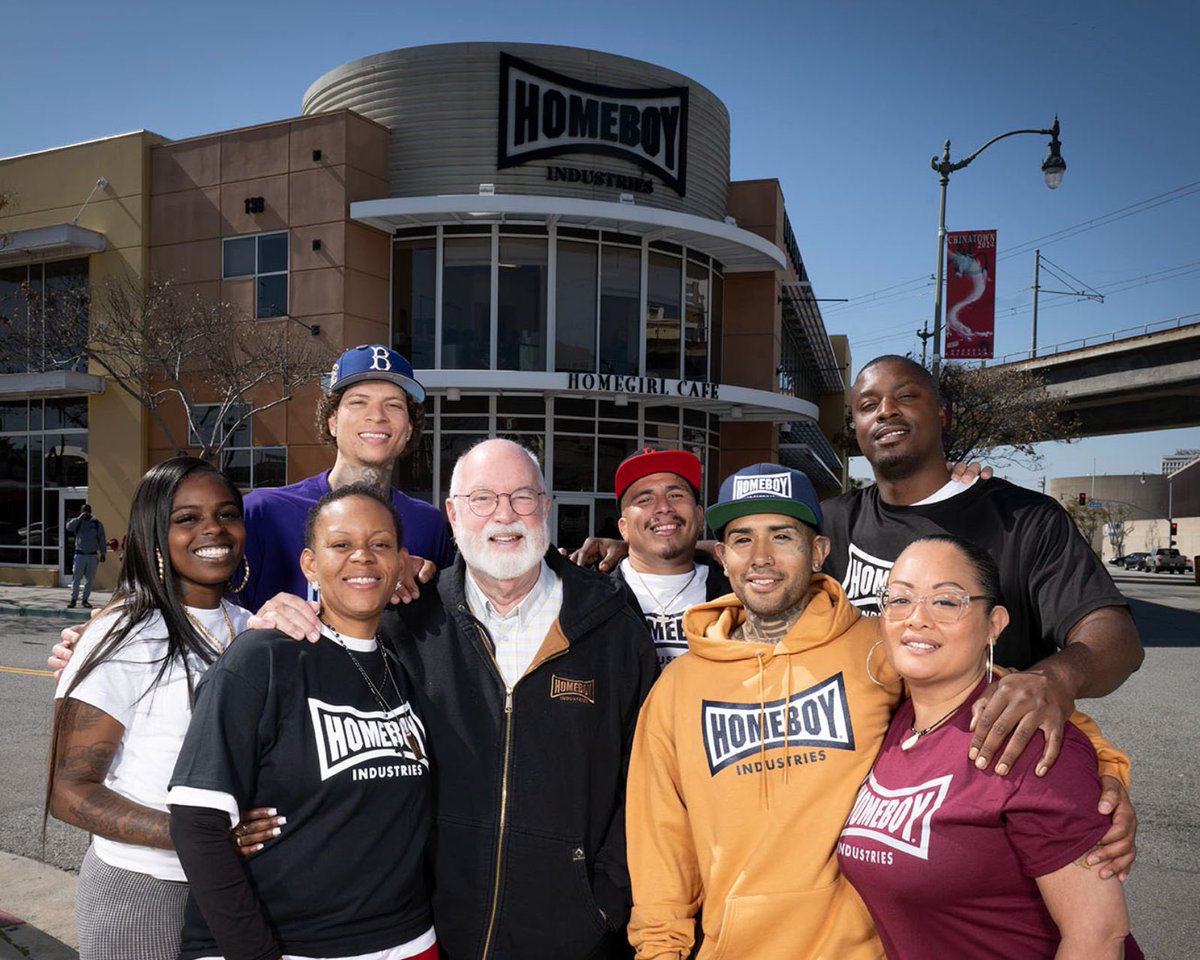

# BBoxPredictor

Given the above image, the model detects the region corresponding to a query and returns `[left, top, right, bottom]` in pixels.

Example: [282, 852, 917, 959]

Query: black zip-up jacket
[609, 554, 731, 603]
[385, 549, 658, 960]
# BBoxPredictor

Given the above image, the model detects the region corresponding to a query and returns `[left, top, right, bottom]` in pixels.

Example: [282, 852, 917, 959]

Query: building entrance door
[553, 496, 593, 554]
[58, 489, 89, 585]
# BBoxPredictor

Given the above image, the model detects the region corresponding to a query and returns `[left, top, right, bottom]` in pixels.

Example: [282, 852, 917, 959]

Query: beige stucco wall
[1, 131, 163, 587]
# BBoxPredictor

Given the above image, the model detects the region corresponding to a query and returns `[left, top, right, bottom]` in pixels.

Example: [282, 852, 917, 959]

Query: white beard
[454, 519, 549, 582]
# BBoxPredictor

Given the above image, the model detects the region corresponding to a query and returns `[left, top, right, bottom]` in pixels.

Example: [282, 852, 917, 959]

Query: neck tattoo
[630, 564, 698, 627]
[734, 599, 808, 643]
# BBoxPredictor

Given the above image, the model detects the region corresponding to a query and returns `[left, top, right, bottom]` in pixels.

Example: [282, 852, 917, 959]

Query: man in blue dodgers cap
[236, 344, 454, 611]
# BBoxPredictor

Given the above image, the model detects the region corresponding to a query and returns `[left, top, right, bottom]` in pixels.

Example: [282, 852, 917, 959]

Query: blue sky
[5, 0, 1197, 489]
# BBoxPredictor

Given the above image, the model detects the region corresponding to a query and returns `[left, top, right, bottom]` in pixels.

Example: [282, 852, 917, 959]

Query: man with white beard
[255, 438, 657, 960]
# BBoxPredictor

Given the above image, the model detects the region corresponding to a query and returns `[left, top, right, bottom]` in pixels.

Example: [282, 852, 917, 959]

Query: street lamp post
[929, 116, 1066, 385]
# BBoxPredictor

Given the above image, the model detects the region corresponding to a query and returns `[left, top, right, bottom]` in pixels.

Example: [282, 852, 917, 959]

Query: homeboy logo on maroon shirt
[840, 771, 952, 860]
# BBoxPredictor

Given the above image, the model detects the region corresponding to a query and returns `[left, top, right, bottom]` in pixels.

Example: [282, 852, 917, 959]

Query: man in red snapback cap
[610, 448, 730, 670]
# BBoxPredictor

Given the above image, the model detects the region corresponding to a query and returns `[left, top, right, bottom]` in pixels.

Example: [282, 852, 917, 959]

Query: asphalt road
[2, 574, 1197, 956]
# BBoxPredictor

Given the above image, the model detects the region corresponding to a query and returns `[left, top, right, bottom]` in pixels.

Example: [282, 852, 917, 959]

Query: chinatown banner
[944, 230, 997, 359]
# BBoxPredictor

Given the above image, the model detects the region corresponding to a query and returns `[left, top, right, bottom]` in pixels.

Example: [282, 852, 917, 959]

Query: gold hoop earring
[866, 639, 899, 689]
[156, 546, 167, 583]
[229, 557, 251, 592]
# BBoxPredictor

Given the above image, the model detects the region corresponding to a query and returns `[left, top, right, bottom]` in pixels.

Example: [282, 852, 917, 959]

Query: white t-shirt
[619, 559, 709, 670]
[55, 600, 251, 881]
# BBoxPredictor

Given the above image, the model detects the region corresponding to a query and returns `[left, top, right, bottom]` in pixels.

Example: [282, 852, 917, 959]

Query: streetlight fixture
[929, 116, 1066, 385]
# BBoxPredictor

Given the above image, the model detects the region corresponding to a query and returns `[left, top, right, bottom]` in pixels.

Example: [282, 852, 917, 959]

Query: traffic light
[1170, 520, 1178, 545]
[1078, 492, 1087, 506]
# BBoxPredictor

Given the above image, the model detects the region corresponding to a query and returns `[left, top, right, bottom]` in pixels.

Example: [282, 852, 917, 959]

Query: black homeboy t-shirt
[171, 629, 432, 959]
[821, 478, 1127, 670]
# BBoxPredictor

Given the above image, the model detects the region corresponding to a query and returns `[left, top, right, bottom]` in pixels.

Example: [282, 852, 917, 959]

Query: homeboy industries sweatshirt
[626, 575, 897, 960]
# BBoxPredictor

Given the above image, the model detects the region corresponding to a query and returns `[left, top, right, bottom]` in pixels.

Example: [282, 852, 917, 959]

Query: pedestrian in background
[66, 502, 106, 608]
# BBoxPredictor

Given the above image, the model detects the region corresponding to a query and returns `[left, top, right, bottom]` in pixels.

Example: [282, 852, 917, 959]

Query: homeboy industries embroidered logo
[701, 674, 855, 775]
[840, 771, 952, 860]
[308, 698, 428, 782]
[550, 674, 595, 704]
[731, 472, 792, 501]
[498, 53, 689, 195]
[841, 542, 893, 613]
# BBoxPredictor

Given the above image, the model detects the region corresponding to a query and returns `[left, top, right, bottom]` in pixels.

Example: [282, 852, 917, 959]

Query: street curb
[0, 607, 76, 620]
[0, 921, 78, 959]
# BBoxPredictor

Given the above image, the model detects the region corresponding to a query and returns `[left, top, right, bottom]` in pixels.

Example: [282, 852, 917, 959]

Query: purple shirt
[236, 470, 454, 613]
[838, 682, 1111, 960]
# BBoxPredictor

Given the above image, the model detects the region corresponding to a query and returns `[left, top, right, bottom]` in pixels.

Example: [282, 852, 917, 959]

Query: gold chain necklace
[186, 603, 235, 653]
[629, 563, 699, 627]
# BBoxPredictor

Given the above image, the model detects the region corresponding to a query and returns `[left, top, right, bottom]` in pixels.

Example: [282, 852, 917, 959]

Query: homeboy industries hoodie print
[626, 574, 900, 960]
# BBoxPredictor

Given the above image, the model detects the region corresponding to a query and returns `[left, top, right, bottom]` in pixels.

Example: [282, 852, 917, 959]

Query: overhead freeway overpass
[998, 316, 1200, 437]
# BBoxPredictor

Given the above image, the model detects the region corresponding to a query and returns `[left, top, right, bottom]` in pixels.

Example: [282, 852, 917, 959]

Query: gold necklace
[186, 603, 235, 653]
[629, 563, 699, 627]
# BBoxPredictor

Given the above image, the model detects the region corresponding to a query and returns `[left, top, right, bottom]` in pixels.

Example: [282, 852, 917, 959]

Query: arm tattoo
[52, 700, 173, 849]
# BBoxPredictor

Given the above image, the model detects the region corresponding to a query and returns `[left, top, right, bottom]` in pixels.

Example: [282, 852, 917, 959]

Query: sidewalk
[0, 583, 111, 619]
[0, 854, 77, 959]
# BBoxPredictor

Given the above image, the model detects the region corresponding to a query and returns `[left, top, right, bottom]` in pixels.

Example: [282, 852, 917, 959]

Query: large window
[389, 226, 724, 381]
[554, 238, 598, 373]
[222, 232, 288, 318]
[189, 403, 286, 490]
[599, 243, 641, 375]
[392, 237, 436, 369]
[497, 235, 547, 371]
[0, 398, 88, 567]
[441, 235, 491, 369]
[646, 248, 682, 378]
[0, 258, 89, 374]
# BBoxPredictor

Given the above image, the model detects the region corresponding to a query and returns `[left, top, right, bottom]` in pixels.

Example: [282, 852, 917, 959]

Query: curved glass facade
[391, 222, 725, 541]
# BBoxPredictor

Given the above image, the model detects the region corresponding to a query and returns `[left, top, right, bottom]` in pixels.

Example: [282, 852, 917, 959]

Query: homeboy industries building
[0, 42, 847, 584]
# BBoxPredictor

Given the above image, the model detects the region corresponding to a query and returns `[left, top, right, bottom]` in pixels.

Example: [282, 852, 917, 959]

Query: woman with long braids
[168, 483, 436, 960]
[48, 456, 283, 960]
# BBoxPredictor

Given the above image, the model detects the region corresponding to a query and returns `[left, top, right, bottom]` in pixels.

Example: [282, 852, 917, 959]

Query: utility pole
[916, 320, 935, 367]
[1030, 248, 1041, 358]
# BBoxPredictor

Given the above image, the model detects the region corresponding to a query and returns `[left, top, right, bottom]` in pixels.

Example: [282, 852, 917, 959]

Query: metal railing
[996, 312, 1200, 364]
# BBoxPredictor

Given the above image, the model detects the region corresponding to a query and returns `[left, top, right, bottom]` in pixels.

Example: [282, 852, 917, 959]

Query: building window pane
[710, 272, 724, 384]
[646, 251, 681, 379]
[223, 237, 256, 278]
[553, 435, 594, 491]
[555, 240, 598, 373]
[0, 401, 28, 432]
[392, 239, 436, 368]
[257, 275, 288, 319]
[442, 237, 491, 369]
[685, 259, 709, 381]
[599, 244, 640, 376]
[43, 259, 89, 371]
[258, 233, 288, 274]
[497, 237, 547, 371]
[395, 433, 433, 506]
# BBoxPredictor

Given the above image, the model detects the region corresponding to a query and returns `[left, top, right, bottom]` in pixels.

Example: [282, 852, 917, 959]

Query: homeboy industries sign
[498, 53, 689, 195]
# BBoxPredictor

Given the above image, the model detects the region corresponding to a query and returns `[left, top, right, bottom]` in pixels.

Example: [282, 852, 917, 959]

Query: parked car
[1144, 548, 1186, 574]
[1123, 552, 1149, 570]
[1109, 555, 1127, 566]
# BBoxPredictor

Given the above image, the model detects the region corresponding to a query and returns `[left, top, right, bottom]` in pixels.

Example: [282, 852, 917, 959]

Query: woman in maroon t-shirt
[838, 535, 1139, 960]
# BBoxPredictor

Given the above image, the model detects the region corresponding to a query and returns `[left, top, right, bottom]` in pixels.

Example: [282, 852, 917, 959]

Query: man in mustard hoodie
[625, 464, 1131, 960]
[626, 463, 897, 960]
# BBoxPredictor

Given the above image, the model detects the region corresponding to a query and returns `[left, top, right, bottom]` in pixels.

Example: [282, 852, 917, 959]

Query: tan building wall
[1, 131, 164, 587]
[147, 110, 392, 478]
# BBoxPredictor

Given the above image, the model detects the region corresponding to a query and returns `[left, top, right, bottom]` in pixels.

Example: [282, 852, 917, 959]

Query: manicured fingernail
[251, 843, 263, 852]
[276, 816, 287, 825]
[271, 827, 281, 836]
[267, 808, 277, 816]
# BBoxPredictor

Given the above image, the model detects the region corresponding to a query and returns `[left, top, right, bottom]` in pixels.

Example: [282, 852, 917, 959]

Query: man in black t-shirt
[824, 354, 1143, 793]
